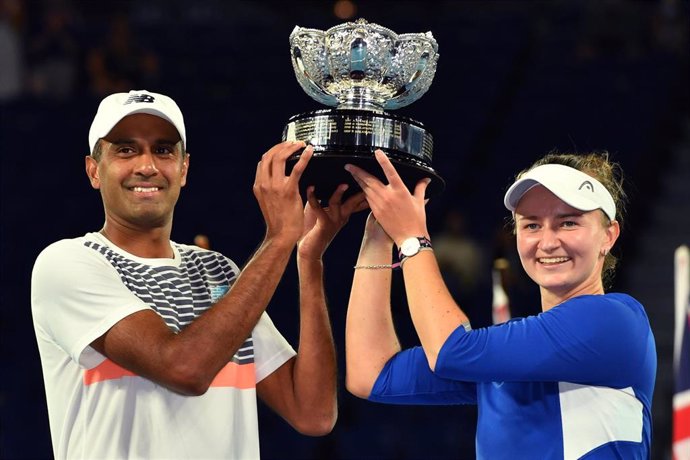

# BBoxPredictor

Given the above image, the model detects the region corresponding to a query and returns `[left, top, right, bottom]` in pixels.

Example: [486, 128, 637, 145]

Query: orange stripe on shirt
[84, 359, 136, 385]
[84, 359, 255, 389]
[210, 361, 256, 389]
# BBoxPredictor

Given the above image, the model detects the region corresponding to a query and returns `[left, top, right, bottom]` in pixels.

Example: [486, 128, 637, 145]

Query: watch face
[401, 237, 421, 256]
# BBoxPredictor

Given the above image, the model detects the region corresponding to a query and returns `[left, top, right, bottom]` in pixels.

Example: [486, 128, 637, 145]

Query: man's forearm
[291, 257, 337, 427]
[168, 237, 297, 388]
[94, 235, 298, 396]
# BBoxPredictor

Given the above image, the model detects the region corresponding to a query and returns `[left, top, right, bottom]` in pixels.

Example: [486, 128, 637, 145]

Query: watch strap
[397, 236, 432, 263]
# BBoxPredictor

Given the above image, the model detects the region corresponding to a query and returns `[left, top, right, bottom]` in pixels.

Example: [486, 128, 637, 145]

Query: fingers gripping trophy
[282, 18, 445, 200]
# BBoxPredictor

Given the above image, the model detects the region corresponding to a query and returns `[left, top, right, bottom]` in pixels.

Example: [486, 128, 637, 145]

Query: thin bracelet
[353, 262, 400, 270]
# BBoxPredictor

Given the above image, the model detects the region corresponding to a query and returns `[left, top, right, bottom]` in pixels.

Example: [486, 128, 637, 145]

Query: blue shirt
[369, 293, 656, 459]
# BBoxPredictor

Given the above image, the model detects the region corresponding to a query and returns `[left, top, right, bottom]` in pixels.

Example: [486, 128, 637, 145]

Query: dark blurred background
[1, 0, 688, 459]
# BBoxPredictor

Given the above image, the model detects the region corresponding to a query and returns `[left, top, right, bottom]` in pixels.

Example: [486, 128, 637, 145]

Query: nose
[538, 226, 561, 252]
[134, 151, 159, 177]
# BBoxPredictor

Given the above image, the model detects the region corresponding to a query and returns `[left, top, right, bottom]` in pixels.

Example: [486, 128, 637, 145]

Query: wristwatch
[398, 236, 432, 264]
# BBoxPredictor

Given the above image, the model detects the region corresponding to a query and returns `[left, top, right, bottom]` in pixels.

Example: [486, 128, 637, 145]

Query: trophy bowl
[282, 19, 445, 200]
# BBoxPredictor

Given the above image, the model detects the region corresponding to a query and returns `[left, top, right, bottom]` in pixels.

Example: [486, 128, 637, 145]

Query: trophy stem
[337, 87, 385, 112]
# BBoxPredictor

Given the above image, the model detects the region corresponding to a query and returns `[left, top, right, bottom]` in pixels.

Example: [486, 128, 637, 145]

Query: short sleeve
[251, 312, 296, 382]
[31, 239, 151, 368]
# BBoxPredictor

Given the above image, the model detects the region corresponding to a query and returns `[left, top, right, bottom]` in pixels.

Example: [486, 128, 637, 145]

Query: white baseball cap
[88, 90, 186, 152]
[504, 163, 616, 221]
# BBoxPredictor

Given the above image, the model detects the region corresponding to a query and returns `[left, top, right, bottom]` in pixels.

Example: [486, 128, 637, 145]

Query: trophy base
[286, 151, 445, 201]
[283, 109, 445, 201]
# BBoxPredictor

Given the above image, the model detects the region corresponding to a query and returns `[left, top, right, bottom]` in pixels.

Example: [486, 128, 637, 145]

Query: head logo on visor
[503, 164, 616, 221]
[579, 181, 594, 192]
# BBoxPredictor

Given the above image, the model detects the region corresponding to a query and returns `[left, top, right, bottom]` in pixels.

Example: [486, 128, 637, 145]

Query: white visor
[504, 164, 616, 221]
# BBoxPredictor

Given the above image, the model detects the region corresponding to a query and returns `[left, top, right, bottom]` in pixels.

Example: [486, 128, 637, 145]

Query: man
[31, 90, 366, 459]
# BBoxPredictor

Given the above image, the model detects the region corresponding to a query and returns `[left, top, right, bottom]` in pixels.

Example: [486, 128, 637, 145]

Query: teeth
[132, 187, 159, 193]
[539, 257, 569, 264]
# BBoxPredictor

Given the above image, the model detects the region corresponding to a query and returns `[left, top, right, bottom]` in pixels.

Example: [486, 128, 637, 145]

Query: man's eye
[562, 221, 577, 228]
[154, 146, 175, 155]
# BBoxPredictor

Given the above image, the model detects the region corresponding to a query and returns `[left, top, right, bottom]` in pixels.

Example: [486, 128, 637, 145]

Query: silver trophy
[283, 18, 445, 199]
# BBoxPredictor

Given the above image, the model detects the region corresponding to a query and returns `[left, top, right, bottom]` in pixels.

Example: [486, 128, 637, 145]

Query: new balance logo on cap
[124, 94, 155, 105]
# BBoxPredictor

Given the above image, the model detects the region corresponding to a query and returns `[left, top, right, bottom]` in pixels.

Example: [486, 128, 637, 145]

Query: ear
[602, 219, 620, 254]
[85, 155, 100, 189]
[180, 153, 190, 187]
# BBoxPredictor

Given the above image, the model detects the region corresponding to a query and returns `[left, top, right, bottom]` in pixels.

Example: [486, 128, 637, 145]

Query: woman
[344, 150, 656, 459]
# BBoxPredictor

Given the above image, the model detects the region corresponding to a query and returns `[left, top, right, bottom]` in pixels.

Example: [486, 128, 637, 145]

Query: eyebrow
[517, 212, 584, 221]
[106, 138, 181, 146]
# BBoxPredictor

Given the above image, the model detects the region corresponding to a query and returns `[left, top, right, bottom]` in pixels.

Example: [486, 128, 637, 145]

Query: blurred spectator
[27, 2, 78, 100]
[652, 0, 688, 57]
[432, 208, 485, 304]
[194, 234, 211, 249]
[575, 0, 651, 61]
[0, 0, 24, 102]
[85, 13, 159, 96]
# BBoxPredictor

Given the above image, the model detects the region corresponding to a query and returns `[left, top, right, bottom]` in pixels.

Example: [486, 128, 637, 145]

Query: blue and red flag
[674, 245, 690, 460]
